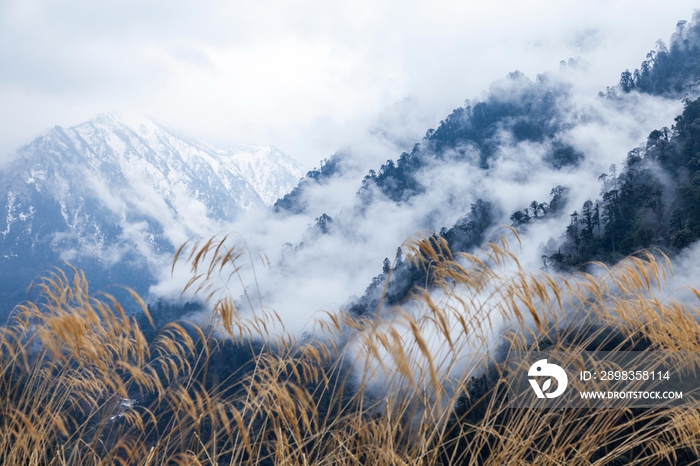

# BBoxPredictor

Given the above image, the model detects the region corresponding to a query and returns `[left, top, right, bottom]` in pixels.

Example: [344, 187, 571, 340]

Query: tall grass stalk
[1, 236, 699, 465]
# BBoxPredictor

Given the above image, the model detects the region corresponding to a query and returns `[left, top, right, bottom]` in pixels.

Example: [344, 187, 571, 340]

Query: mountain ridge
[0, 113, 305, 315]
[273, 13, 700, 317]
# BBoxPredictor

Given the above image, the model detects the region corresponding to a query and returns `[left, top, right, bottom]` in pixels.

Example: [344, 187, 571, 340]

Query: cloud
[156, 58, 693, 338]
[4, 1, 700, 340]
[569, 28, 603, 52]
[2, 1, 699, 168]
[169, 47, 214, 68]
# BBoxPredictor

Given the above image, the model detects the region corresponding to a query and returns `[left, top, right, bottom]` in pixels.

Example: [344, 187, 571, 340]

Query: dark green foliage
[348, 200, 494, 316]
[547, 141, 584, 169]
[426, 72, 569, 168]
[548, 97, 700, 270]
[359, 146, 425, 203]
[606, 14, 700, 98]
[548, 185, 569, 215]
[284, 213, 335, 252]
[440, 199, 495, 253]
[510, 186, 568, 227]
[509, 209, 530, 226]
[357, 72, 572, 205]
[382, 258, 391, 274]
[313, 213, 333, 235]
[274, 155, 344, 214]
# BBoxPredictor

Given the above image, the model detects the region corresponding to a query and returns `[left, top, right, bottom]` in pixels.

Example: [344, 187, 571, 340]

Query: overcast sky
[1, 0, 698, 167]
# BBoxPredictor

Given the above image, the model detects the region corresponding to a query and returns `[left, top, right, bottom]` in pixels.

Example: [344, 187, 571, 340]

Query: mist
[4, 2, 700, 343]
[154, 64, 689, 339]
[2, 1, 699, 171]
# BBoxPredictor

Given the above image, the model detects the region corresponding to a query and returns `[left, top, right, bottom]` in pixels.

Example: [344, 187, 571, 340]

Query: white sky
[1, 0, 698, 167]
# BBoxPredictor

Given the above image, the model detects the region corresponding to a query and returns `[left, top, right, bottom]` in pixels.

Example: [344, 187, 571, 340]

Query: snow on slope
[0, 113, 305, 311]
[11, 112, 305, 242]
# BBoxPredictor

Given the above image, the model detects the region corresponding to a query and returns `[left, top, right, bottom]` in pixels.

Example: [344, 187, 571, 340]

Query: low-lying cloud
[153, 62, 690, 339]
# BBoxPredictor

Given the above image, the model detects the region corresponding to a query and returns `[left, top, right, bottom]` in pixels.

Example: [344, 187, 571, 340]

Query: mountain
[513, 16, 700, 269]
[265, 13, 700, 317]
[0, 113, 304, 315]
[534, 95, 700, 270]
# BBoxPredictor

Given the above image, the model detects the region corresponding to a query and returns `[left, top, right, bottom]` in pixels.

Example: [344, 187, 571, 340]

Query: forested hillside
[528, 96, 700, 269]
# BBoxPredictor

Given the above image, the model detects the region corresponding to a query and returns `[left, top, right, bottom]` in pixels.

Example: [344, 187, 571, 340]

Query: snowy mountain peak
[20, 112, 305, 208]
[0, 113, 306, 313]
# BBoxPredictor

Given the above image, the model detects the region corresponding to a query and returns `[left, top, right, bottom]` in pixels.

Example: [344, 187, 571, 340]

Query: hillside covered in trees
[7, 8, 700, 466]
[342, 15, 700, 315]
[525, 96, 700, 269]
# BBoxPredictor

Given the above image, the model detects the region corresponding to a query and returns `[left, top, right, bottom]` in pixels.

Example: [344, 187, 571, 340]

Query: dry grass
[1, 235, 700, 465]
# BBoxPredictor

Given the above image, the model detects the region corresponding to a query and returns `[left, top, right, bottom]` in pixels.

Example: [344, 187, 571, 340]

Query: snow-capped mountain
[0, 113, 305, 315]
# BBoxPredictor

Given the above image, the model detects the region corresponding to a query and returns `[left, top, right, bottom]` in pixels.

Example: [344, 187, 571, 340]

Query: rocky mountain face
[0, 113, 304, 315]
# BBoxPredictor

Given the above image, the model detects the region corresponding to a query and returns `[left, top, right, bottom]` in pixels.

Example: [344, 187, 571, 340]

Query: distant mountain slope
[274, 154, 345, 214]
[533, 95, 700, 270]
[294, 13, 700, 316]
[608, 17, 700, 97]
[275, 72, 576, 214]
[509, 13, 700, 270]
[0, 113, 304, 314]
[281, 13, 700, 220]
